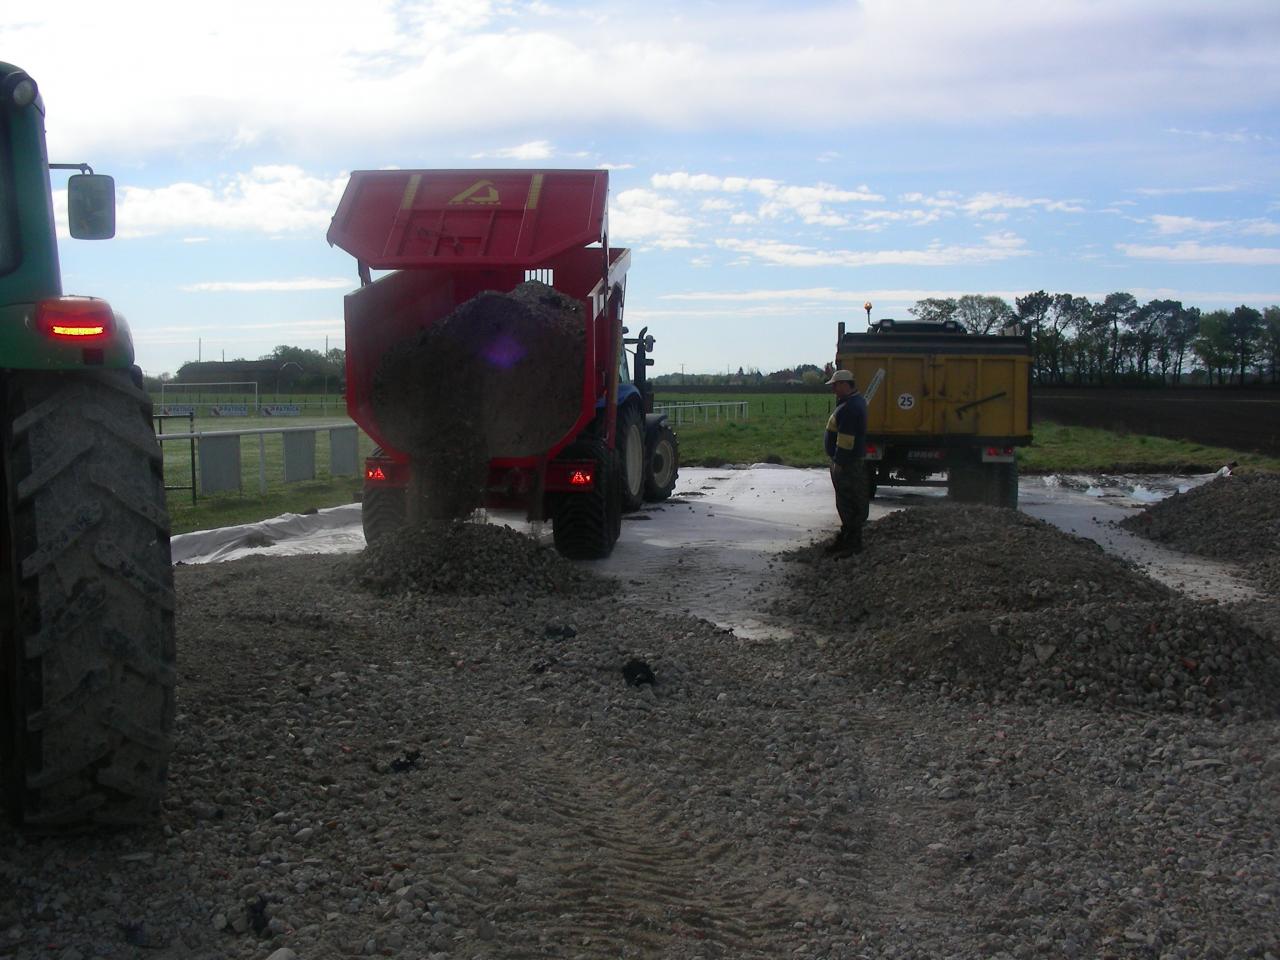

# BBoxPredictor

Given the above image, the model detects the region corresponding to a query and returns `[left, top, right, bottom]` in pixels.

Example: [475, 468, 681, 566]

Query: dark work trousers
[830, 460, 869, 543]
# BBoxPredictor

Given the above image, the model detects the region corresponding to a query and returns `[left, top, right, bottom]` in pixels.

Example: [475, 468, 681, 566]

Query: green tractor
[1, 64, 174, 827]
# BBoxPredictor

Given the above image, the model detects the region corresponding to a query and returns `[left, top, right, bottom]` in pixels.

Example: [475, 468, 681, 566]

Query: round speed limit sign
[897, 393, 916, 410]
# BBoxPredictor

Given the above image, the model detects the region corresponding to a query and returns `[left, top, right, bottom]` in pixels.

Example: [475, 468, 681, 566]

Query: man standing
[824, 369, 868, 556]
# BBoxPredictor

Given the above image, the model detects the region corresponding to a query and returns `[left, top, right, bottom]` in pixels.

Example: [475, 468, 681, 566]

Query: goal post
[159, 381, 259, 416]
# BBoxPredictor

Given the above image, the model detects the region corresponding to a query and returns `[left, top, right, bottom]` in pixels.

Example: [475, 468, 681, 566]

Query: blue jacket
[825, 393, 867, 465]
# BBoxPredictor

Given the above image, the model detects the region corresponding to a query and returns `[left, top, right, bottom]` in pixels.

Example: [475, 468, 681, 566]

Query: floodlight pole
[864, 301, 873, 326]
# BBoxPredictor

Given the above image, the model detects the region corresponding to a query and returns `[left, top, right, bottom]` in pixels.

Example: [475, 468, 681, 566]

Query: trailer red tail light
[36, 296, 113, 340]
[365, 457, 410, 486]
[864, 442, 882, 461]
[570, 469, 592, 486]
[982, 445, 1016, 463]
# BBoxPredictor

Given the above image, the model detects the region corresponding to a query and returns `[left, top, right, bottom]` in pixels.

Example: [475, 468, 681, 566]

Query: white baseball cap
[825, 369, 855, 385]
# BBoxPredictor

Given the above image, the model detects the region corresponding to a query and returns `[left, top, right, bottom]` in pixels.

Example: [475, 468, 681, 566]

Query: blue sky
[9, 0, 1279, 378]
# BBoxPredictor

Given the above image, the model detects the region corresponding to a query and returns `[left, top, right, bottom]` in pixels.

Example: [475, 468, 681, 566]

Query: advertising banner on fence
[262, 404, 302, 416]
[209, 404, 249, 417]
[159, 404, 195, 417]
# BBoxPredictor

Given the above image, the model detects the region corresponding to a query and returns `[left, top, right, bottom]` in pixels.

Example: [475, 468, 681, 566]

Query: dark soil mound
[354, 520, 612, 598]
[370, 281, 585, 519]
[776, 504, 1280, 717]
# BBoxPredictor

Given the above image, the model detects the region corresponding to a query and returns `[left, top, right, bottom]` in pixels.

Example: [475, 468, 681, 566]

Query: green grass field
[159, 397, 1280, 535]
[158, 414, 375, 534]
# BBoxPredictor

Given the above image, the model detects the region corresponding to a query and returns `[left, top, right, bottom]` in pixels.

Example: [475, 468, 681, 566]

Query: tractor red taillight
[366, 465, 387, 481]
[36, 296, 113, 340]
[569, 469, 592, 486]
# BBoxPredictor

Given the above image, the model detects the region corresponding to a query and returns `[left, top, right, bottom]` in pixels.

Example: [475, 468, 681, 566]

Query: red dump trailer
[327, 168, 674, 559]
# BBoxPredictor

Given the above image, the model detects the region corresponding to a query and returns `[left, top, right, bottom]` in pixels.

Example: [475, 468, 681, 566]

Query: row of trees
[911, 293, 1280, 386]
[162, 345, 346, 394]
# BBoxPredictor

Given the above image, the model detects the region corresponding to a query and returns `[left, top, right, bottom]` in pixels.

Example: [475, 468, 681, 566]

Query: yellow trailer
[835, 318, 1032, 507]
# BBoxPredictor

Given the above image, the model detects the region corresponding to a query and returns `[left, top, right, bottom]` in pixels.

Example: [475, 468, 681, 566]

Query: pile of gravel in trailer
[1120, 472, 1280, 595]
[777, 504, 1280, 717]
[353, 519, 612, 598]
[370, 280, 586, 519]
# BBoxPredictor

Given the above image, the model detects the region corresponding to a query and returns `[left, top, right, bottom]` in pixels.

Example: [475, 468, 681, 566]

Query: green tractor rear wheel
[2, 369, 175, 828]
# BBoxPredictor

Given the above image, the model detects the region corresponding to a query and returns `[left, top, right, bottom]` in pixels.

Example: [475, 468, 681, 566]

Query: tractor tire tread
[643, 423, 680, 502]
[3, 369, 175, 828]
[552, 436, 619, 559]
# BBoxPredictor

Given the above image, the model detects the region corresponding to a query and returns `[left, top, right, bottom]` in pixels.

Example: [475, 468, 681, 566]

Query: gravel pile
[2, 510, 1278, 958]
[774, 504, 1280, 717]
[353, 519, 611, 598]
[1120, 473, 1280, 596]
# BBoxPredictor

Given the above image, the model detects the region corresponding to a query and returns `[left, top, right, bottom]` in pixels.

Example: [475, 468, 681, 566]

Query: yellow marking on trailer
[449, 179, 500, 205]
[526, 173, 544, 210]
[400, 173, 421, 210]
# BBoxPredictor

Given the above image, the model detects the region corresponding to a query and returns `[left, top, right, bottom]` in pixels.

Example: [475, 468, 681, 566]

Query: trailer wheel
[946, 461, 984, 504]
[617, 405, 645, 513]
[551, 436, 620, 560]
[361, 485, 406, 545]
[360, 447, 406, 545]
[643, 423, 679, 503]
[2, 370, 175, 828]
[986, 461, 1019, 509]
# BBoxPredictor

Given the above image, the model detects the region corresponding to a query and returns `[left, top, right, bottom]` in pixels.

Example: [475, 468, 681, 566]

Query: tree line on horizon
[908, 292, 1280, 387]
[152, 293, 1280, 393]
[655, 292, 1279, 389]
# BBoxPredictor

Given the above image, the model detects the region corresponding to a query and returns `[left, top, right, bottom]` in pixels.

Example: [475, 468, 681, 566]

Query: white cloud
[1117, 242, 1280, 266]
[181, 278, 353, 293]
[1142, 214, 1280, 238]
[655, 172, 882, 204]
[1166, 127, 1274, 144]
[862, 209, 944, 228]
[15, 1, 1280, 160]
[471, 140, 554, 160]
[1132, 184, 1240, 197]
[115, 166, 348, 237]
[609, 188, 697, 249]
[1241, 220, 1280, 237]
[904, 191, 1086, 217]
[717, 232, 1028, 268]
[652, 172, 882, 227]
[1149, 215, 1230, 235]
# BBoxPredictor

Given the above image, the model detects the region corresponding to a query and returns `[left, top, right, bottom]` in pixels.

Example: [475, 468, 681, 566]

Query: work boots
[824, 529, 863, 557]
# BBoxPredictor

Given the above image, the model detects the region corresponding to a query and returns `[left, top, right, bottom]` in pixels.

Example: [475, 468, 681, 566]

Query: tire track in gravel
[431, 740, 801, 958]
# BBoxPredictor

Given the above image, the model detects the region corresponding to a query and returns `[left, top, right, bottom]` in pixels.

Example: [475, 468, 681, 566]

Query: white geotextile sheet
[170, 465, 1223, 568]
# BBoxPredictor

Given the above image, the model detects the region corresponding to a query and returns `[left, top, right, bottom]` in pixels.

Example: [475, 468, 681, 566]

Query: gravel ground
[2, 507, 1279, 959]
[1120, 473, 1280, 598]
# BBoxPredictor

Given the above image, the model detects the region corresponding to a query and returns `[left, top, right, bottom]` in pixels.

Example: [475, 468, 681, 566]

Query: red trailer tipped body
[331, 169, 638, 556]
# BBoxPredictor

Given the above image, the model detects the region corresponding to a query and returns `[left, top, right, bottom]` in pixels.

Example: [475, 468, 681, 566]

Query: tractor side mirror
[67, 173, 116, 240]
